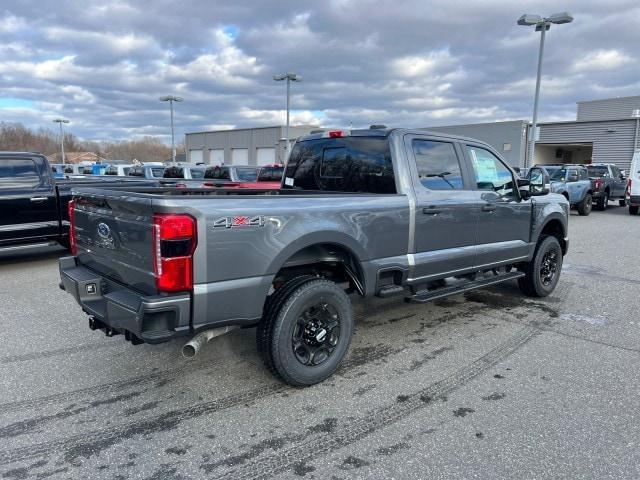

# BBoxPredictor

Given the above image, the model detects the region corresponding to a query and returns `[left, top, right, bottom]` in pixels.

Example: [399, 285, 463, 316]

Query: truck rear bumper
[59, 256, 191, 344]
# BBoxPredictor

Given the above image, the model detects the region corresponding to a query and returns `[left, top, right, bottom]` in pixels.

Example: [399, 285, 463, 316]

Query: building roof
[46, 151, 105, 164]
[577, 95, 640, 105]
[185, 125, 320, 135]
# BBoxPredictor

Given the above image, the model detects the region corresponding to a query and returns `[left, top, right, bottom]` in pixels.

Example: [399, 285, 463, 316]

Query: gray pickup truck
[59, 128, 569, 386]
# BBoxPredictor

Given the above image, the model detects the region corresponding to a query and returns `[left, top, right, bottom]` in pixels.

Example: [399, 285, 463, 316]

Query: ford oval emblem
[97, 222, 111, 239]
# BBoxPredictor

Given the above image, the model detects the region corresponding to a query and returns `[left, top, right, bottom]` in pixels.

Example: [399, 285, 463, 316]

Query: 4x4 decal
[212, 215, 266, 228]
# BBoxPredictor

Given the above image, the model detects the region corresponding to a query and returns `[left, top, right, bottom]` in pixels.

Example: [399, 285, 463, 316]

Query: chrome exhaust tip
[181, 326, 239, 358]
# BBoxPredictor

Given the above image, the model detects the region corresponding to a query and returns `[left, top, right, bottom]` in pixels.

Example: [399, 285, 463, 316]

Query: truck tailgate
[73, 191, 157, 295]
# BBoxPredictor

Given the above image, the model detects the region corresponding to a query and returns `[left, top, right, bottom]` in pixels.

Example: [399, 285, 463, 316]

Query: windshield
[236, 167, 258, 181]
[549, 168, 566, 181]
[587, 166, 608, 177]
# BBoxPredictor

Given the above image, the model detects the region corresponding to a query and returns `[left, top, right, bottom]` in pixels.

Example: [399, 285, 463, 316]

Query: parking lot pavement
[0, 205, 639, 480]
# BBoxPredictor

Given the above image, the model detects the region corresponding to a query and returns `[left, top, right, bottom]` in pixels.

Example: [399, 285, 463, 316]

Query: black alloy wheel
[292, 302, 341, 366]
[539, 248, 559, 286]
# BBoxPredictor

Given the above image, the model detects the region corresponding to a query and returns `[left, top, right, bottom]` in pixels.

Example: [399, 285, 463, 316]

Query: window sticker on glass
[473, 156, 499, 184]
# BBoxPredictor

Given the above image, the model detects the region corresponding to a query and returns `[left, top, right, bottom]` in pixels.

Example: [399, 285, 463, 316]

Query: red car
[235, 164, 284, 189]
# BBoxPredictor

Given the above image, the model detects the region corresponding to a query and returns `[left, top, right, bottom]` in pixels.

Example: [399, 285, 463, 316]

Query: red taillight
[328, 130, 344, 138]
[627, 179, 632, 196]
[152, 214, 197, 292]
[67, 200, 77, 255]
[594, 178, 603, 190]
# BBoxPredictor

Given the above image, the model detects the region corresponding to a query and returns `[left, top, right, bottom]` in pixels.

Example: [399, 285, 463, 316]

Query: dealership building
[431, 95, 640, 171]
[185, 95, 640, 171]
[184, 125, 319, 166]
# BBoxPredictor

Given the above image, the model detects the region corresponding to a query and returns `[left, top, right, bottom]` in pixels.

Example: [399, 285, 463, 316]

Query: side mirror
[517, 178, 531, 199]
[528, 167, 550, 196]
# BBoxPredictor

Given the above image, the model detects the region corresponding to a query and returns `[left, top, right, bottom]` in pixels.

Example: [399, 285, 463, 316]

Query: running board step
[406, 271, 525, 304]
[377, 285, 405, 298]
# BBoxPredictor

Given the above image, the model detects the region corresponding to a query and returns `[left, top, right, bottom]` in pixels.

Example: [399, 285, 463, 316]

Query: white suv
[626, 151, 640, 215]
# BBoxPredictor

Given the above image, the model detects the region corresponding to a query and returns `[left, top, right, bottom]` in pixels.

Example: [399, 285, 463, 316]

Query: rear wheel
[257, 277, 354, 386]
[619, 199, 627, 207]
[596, 191, 609, 210]
[577, 193, 592, 216]
[518, 235, 563, 298]
[630, 205, 639, 216]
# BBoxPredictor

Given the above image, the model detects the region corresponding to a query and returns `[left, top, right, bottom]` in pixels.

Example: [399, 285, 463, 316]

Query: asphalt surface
[1, 204, 639, 479]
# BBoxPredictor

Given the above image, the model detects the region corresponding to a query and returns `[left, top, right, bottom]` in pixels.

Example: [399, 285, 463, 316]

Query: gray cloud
[0, 0, 638, 142]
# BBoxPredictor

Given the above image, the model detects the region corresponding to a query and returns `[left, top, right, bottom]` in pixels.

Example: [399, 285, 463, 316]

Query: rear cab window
[587, 165, 609, 177]
[258, 166, 284, 182]
[235, 168, 257, 181]
[284, 136, 396, 193]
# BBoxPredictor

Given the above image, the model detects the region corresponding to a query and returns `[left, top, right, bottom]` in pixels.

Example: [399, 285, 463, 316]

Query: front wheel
[518, 235, 563, 298]
[257, 277, 354, 386]
[577, 193, 592, 216]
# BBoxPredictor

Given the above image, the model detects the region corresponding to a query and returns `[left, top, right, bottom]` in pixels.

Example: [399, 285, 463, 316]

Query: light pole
[273, 72, 302, 160]
[518, 12, 573, 167]
[53, 119, 70, 164]
[159, 95, 184, 163]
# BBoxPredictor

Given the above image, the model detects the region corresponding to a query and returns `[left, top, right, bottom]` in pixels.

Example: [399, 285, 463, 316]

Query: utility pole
[53, 119, 70, 164]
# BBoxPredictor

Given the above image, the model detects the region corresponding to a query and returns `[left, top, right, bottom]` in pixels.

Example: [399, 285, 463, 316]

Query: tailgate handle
[30, 196, 48, 202]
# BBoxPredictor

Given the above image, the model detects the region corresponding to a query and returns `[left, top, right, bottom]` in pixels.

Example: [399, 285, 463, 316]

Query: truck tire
[577, 193, 592, 216]
[630, 205, 639, 216]
[518, 235, 563, 298]
[596, 191, 609, 210]
[257, 277, 354, 386]
[619, 199, 627, 207]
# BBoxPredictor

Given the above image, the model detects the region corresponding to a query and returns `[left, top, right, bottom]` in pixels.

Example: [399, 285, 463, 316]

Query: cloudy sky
[0, 0, 638, 143]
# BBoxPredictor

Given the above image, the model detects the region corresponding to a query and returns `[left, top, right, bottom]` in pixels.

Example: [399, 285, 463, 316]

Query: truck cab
[0, 152, 60, 249]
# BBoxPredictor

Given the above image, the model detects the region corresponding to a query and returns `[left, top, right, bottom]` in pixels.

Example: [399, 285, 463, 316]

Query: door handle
[30, 196, 48, 202]
[422, 206, 442, 215]
[481, 204, 496, 212]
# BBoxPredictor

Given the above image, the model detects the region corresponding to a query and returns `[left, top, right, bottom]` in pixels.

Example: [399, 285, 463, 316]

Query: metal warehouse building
[431, 95, 640, 171]
[184, 125, 319, 166]
[428, 120, 528, 168]
[185, 95, 640, 171]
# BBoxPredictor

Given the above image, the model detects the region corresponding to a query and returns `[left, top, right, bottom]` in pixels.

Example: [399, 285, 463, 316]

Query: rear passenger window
[579, 169, 588, 180]
[467, 146, 515, 199]
[284, 137, 395, 193]
[0, 158, 40, 188]
[412, 139, 463, 190]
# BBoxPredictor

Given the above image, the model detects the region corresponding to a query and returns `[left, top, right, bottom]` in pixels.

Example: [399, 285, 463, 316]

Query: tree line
[0, 122, 183, 162]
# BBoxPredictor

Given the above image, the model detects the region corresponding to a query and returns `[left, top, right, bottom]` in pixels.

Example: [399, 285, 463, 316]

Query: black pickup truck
[586, 163, 627, 210]
[0, 152, 155, 252]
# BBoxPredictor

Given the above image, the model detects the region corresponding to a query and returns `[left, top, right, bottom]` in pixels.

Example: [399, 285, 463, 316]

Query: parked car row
[527, 162, 631, 216]
[52, 161, 285, 189]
